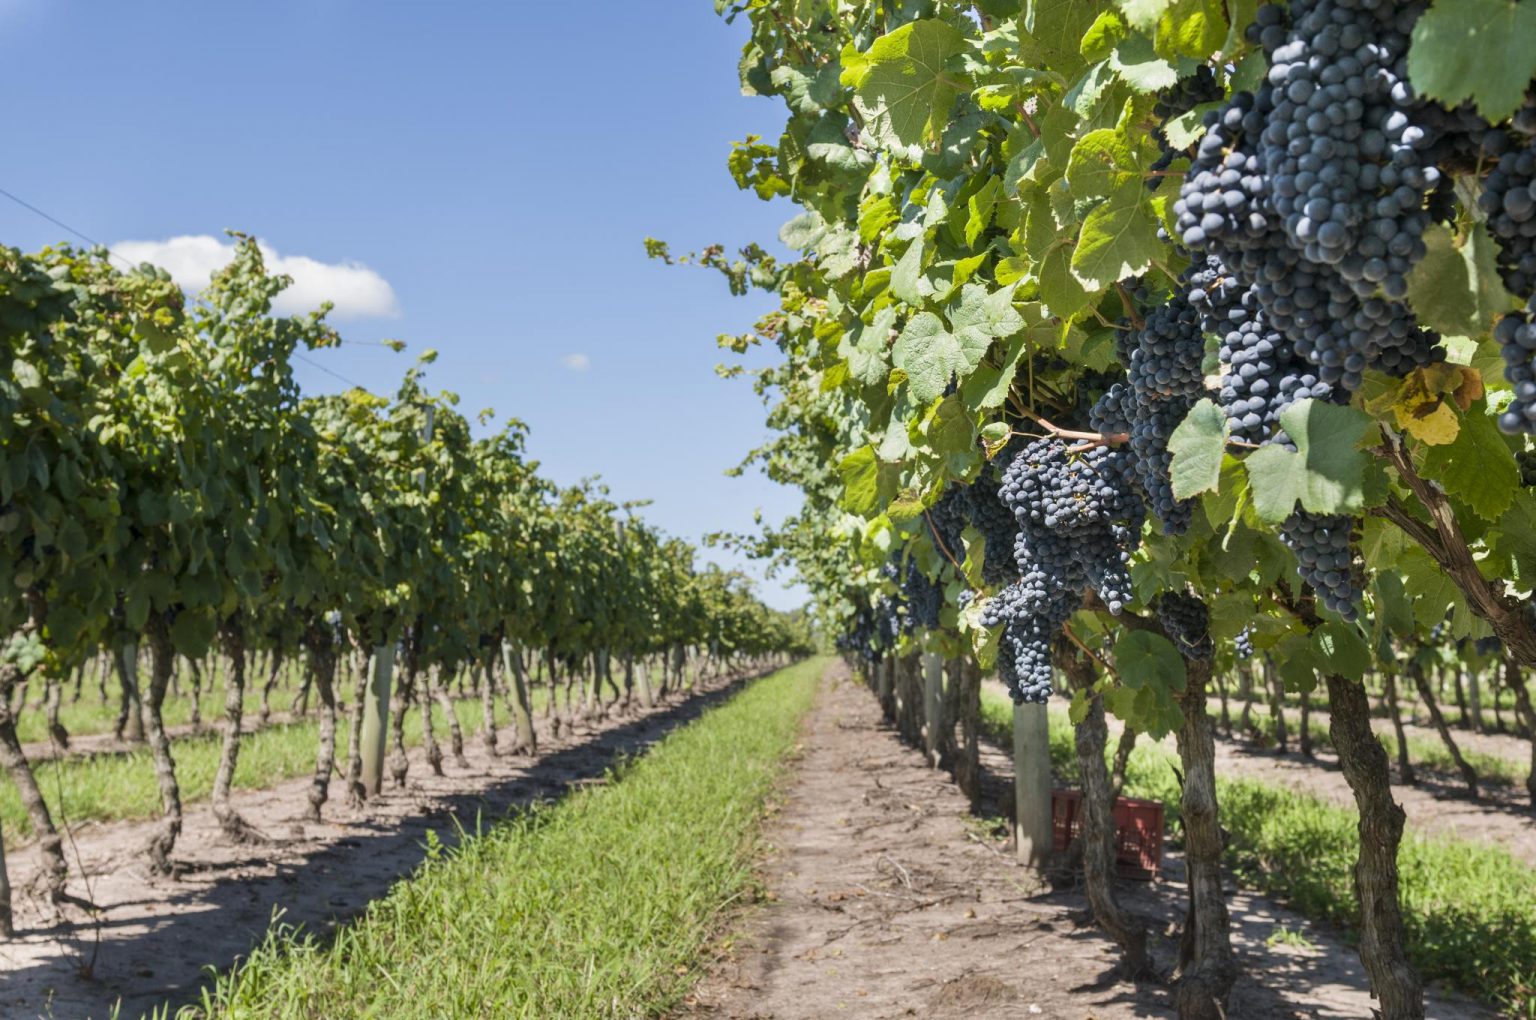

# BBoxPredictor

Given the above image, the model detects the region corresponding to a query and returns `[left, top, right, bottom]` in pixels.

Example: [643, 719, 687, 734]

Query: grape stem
[923, 508, 965, 574]
[1015, 409, 1129, 448]
[1062, 622, 1119, 681]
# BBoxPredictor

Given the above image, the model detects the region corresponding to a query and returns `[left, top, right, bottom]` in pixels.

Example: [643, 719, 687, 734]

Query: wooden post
[1013, 700, 1053, 867]
[360, 644, 395, 796]
[922, 651, 943, 766]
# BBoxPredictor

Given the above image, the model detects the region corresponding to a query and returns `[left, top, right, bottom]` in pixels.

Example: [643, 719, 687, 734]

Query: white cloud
[112, 234, 400, 321]
[561, 353, 591, 372]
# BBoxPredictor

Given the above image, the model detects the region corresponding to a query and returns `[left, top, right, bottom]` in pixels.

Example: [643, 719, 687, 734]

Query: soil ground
[687, 665, 1494, 1020]
[0, 670, 759, 1020]
[1222, 695, 1533, 775]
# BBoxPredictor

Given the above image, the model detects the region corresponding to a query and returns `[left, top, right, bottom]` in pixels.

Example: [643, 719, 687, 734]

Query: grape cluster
[1474, 635, 1504, 657]
[1475, 146, 1536, 435]
[1095, 275, 1209, 535]
[1234, 627, 1254, 660]
[961, 461, 1022, 586]
[1494, 306, 1536, 434]
[1170, 0, 1453, 616]
[1176, 0, 1446, 395]
[1189, 256, 1335, 444]
[1279, 511, 1360, 619]
[1089, 382, 1134, 436]
[899, 557, 942, 632]
[1481, 145, 1536, 295]
[837, 598, 905, 662]
[1155, 591, 1214, 661]
[1148, 65, 1225, 190]
[926, 487, 968, 564]
[983, 439, 1146, 704]
[1519, 450, 1536, 487]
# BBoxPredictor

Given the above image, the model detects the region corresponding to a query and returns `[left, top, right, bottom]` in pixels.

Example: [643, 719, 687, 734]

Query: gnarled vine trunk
[503, 641, 537, 756]
[1383, 670, 1416, 784]
[477, 662, 498, 756]
[143, 624, 183, 873]
[1059, 639, 1150, 979]
[213, 623, 263, 842]
[1408, 660, 1478, 799]
[1173, 659, 1236, 1019]
[1506, 659, 1536, 807]
[114, 643, 144, 742]
[259, 646, 284, 725]
[305, 624, 339, 822]
[1325, 673, 1424, 1020]
[344, 640, 369, 806]
[0, 659, 66, 912]
[427, 663, 466, 770]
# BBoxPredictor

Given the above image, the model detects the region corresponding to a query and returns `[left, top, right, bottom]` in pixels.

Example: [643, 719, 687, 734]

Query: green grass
[7, 694, 533, 848]
[15, 683, 269, 745]
[162, 656, 825, 1020]
[980, 688, 1536, 1016]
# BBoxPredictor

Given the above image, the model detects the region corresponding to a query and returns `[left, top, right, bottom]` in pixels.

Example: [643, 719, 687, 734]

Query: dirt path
[687, 669, 1493, 1019]
[0, 669, 763, 1020]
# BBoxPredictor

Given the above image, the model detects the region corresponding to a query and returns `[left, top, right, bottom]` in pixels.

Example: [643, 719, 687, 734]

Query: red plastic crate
[1050, 788, 1164, 880]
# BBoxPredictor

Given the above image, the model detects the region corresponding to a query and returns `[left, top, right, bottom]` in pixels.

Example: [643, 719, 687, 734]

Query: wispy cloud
[561, 353, 591, 372]
[113, 234, 400, 320]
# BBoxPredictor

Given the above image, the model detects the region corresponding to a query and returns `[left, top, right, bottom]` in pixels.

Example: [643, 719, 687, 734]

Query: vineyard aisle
[685, 669, 1493, 1020]
[0, 665, 771, 1020]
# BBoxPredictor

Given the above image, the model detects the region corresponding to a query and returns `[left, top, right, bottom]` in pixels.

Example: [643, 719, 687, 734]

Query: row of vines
[667, 0, 1536, 1017]
[0, 237, 812, 938]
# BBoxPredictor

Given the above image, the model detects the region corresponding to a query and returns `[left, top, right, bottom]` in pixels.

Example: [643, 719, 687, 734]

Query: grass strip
[979, 688, 1536, 1015]
[162, 656, 825, 1020]
[7, 692, 548, 847]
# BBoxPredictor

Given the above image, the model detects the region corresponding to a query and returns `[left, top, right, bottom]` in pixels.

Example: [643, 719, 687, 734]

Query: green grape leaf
[1310, 621, 1371, 682]
[1273, 634, 1320, 692]
[965, 177, 1002, 247]
[1070, 181, 1163, 289]
[1117, 0, 1174, 32]
[1420, 405, 1519, 521]
[844, 20, 969, 149]
[1406, 222, 1516, 337]
[1168, 398, 1226, 499]
[1373, 571, 1416, 638]
[1243, 400, 1373, 522]
[1108, 34, 1180, 92]
[1408, 0, 1536, 122]
[839, 445, 898, 515]
[949, 282, 1023, 348]
[1068, 687, 1092, 725]
[963, 333, 1030, 410]
[170, 608, 219, 659]
[1065, 128, 1143, 200]
[891, 237, 928, 305]
[893, 311, 994, 403]
[1114, 630, 1187, 692]
[1021, 0, 1103, 71]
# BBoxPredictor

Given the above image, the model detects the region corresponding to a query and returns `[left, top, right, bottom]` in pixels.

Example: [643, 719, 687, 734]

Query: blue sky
[0, 2, 808, 609]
